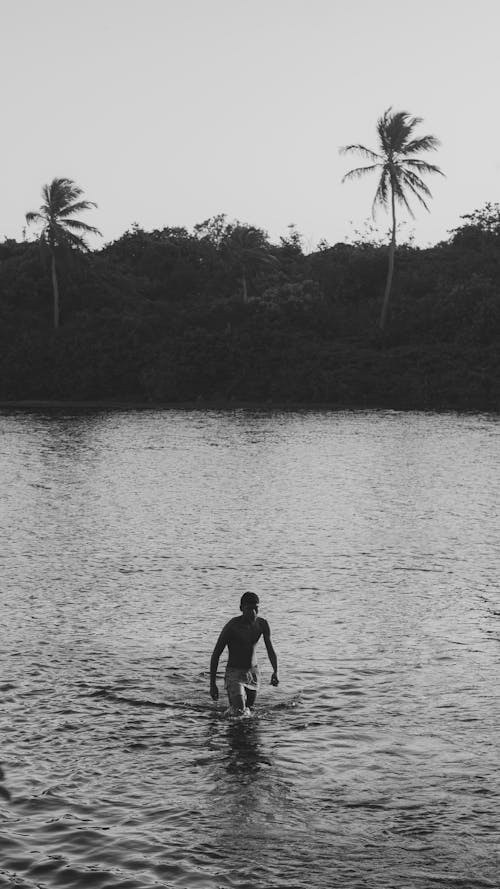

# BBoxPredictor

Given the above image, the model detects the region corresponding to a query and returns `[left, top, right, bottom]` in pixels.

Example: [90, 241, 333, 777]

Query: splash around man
[210, 592, 279, 715]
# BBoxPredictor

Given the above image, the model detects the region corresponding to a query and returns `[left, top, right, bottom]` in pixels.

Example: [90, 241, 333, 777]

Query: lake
[1, 407, 499, 889]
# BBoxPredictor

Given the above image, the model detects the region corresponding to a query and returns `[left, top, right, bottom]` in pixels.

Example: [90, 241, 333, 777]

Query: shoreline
[0, 399, 497, 415]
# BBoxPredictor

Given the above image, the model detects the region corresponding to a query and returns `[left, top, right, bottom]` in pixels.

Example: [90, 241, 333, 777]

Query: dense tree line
[1, 201, 500, 409]
[0, 107, 499, 410]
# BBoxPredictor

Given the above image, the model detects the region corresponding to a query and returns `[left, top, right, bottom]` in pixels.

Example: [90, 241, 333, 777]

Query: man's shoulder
[222, 616, 241, 633]
[222, 616, 269, 635]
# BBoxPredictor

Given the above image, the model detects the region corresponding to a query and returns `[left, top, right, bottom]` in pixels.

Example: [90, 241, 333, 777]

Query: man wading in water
[210, 592, 279, 715]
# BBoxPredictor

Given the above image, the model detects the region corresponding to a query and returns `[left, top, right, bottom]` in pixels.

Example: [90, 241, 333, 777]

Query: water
[1, 408, 499, 889]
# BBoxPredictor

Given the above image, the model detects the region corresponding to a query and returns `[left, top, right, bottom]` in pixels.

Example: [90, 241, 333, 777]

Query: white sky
[1, 0, 499, 250]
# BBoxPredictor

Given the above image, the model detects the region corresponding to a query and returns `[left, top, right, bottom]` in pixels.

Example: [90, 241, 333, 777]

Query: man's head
[240, 591, 259, 622]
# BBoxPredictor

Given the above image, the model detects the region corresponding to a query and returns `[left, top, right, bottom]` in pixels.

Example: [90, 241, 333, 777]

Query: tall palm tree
[26, 177, 101, 329]
[340, 108, 443, 330]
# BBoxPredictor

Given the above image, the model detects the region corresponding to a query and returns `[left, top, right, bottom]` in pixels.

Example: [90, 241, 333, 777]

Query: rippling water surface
[1, 408, 499, 889]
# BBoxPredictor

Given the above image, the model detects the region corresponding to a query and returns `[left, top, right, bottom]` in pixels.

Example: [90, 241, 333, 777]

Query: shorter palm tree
[26, 177, 101, 328]
[340, 108, 443, 330]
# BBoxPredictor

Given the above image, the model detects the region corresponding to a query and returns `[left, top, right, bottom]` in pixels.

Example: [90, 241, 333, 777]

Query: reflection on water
[223, 719, 269, 776]
[1, 408, 500, 889]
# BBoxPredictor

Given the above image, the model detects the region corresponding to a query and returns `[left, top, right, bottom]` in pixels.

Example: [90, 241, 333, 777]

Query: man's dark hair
[240, 591, 259, 608]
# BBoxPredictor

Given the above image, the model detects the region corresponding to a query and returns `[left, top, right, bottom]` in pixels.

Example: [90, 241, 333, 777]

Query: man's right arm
[210, 626, 229, 700]
[262, 619, 279, 686]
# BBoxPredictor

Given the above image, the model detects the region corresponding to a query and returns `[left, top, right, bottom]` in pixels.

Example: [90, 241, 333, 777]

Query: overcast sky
[2, 0, 499, 250]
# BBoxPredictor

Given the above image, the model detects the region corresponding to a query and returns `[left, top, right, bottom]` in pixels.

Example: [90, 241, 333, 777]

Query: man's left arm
[262, 620, 279, 686]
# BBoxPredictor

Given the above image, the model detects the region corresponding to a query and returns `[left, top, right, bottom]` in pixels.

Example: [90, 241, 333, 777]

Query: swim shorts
[224, 666, 260, 707]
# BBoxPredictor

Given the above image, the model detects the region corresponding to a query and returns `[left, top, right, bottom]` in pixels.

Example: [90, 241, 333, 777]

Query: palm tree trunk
[380, 188, 396, 331]
[51, 251, 60, 329]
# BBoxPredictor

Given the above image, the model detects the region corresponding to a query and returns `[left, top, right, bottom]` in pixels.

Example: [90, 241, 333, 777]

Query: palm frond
[51, 177, 83, 201]
[402, 135, 440, 155]
[372, 168, 390, 215]
[402, 167, 432, 193]
[403, 158, 444, 177]
[57, 228, 90, 251]
[399, 170, 434, 211]
[62, 218, 102, 236]
[27, 177, 100, 252]
[341, 164, 381, 183]
[392, 176, 416, 217]
[340, 144, 381, 163]
[343, 106, 442, 226]
[25, 211, 45, 225]
[43, 178, 85, 216]
[377, 109, 426, 155]
[58, 200, 98, 218]
[41, 184, 52, 207]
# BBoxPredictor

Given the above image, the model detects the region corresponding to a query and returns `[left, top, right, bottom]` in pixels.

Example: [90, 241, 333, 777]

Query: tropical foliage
[340, 108, 443, 329]
[1, 201, 500, 409]
[3, 117, 500, 410]
[26, 177, 101, 328]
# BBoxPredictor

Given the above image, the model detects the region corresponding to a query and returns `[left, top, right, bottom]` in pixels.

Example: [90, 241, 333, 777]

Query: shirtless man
[210, 592, 279, 714]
